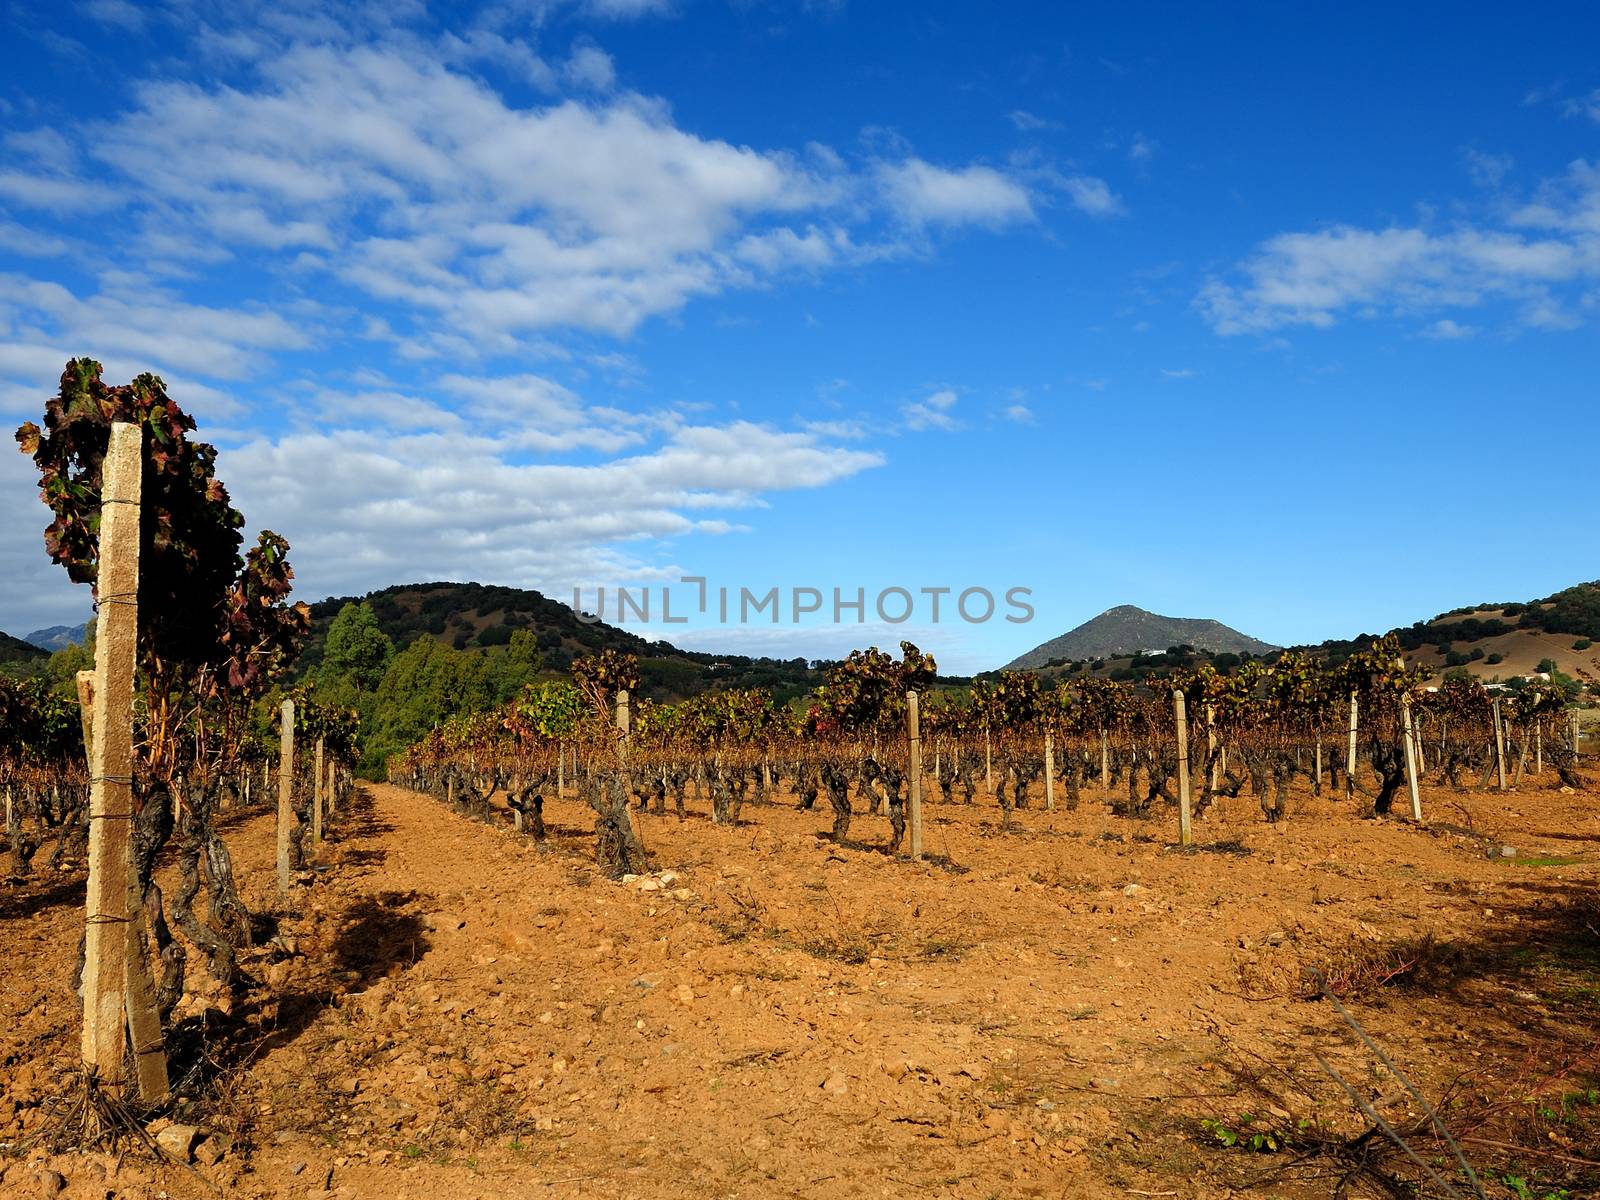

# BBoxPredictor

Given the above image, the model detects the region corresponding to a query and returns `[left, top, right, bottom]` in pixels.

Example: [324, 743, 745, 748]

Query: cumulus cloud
[209, 419, 883, 608]
[1197, 162, 1600, 335]
[877, 159, 1034, 227]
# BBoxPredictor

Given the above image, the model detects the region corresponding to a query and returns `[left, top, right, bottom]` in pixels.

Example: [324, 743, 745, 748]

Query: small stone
[35, 1170, 66, 1196]
[290, 1161, 307, 1176]
[673, 984, 695, 1006]
[821, 1072, 848, 1097]
[669, 888, 693, 901]
[1499, 846, 1516, 858]
[1122, 883, 1144, 897]
[194, 1138, 225, 1166]
[636, 879, 662, 893]
[658, 871, 680, 886]
[155, 1122, 201, 1161]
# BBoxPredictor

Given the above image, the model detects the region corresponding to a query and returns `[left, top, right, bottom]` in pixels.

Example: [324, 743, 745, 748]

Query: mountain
[1004, 605, 1280, 670]
[23, 621, 91, 652]
[299, 581, 830, 704]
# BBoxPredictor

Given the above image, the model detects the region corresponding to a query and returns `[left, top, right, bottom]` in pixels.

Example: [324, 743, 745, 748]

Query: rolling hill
[297, 581, 830, 705]
[0, 630, 48, 673]
[1004, 605, 1279, 670]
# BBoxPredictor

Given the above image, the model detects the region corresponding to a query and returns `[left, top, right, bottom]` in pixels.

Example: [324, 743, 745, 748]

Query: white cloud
[1007, 110, 1059, 132]
[1198, 168, 1600, 336]
[1562, 88, 1600, 123]
[584, 0, 674, 18]
[1160, 368, 1196, 379]
[209, 419, 882, 608]
[1004, 403, 1035, 423]
[877, 159, 1034, 227]
[565, 44, 616, 90]
[1061, 175, 1123, 217]
[81, 0, 146, 30]
[1463, 147, 1512, 189]
[901, 388, 959, 431]
[1422, 318, 1475, 339]
[1127, 133, 1154, 162]
[0, 273, 309, 382]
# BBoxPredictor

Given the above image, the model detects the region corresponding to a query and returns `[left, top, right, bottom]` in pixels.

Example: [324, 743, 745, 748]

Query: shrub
[1576, 639, 1594, 651]
[1444, 650, 1470, 667]
[1486, 652, 1504, 665]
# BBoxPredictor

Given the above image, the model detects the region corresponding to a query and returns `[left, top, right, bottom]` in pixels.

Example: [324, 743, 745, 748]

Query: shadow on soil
[0, 872, 85, 922]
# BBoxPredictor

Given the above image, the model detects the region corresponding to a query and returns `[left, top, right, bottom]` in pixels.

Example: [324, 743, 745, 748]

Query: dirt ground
[2, 770, 1598, 1199]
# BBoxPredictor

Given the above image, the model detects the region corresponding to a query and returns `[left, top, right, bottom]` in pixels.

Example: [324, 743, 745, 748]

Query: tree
[320, 602, 394, 692]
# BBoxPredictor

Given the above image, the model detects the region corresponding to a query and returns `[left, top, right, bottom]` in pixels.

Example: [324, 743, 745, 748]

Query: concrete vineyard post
[907, 690, 924, 860]
[1535, 719, 1542, 775]
[1174, 691, 1192, 847]
[984, 727, 993, 795]
[76, 667, 167, 1103]
[1575, 711, 1582, 759]
[80, 421, 141, 1090]
[312, 736, 325, 848]
[1100, 729, 1109, 792]
[1043, 728, 1055, 813]
[277, 700, 295, 895]
[617, 689, 631, 760]
[558, 739, 565, 797]
[1400, 692, 1423, 821]
[1345, 693, 1359, 801]
[327, 757, 337, 818]
[1492, 698, 1508, 792]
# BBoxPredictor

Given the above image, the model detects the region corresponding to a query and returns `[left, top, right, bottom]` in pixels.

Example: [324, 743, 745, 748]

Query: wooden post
[1575, 710, 1582, 759]
[616, 690, 631, 759]
[984, 727, 993, 795]
[558, 739, 566, 797]
[1099, 728, 1109, 791]
[1205, 704, 1218, 792]
[1313, 731, 1323, 791]
[1174, 691, 1192, 846]
[1535, 719, 1543, 776]
[80, 421, 141, 1089]
[907, 690, 924, 859]
[1043, 728, 1056, 812]
[327, 756, 337, 818]
[277, 699, 295, 895]
[1492, 698, 1507, 791]
[1345, 692, 1359, 800]
[312, 736, 325, 848]
[1400, 692, 1423, 820]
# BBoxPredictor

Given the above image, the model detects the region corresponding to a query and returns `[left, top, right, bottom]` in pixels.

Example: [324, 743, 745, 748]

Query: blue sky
[1, 1, 1597, 672]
